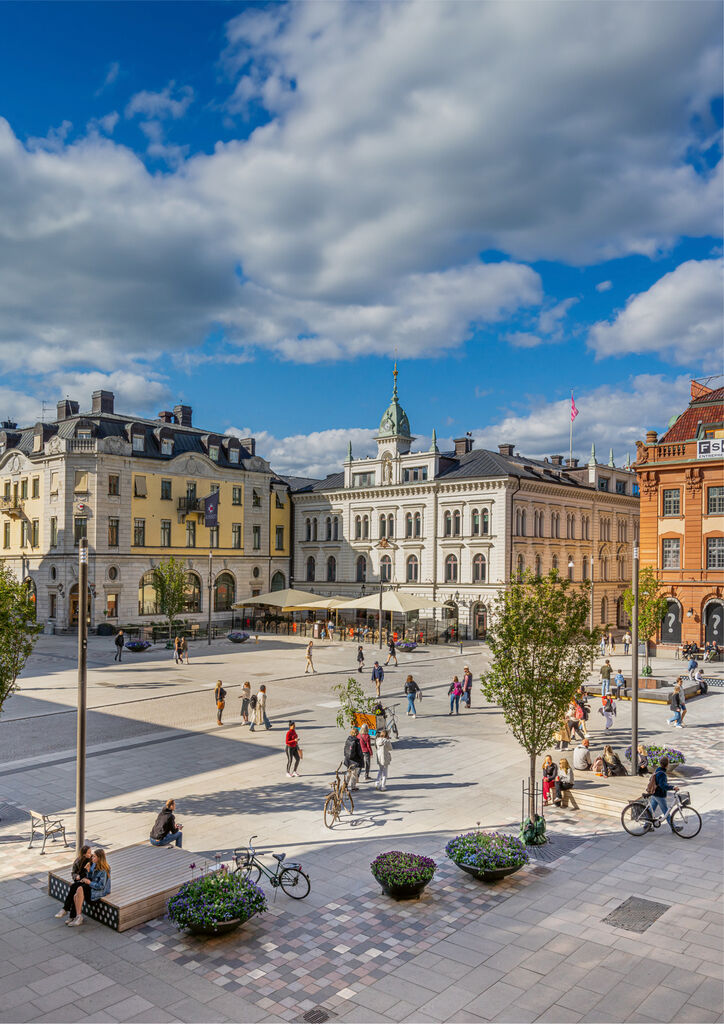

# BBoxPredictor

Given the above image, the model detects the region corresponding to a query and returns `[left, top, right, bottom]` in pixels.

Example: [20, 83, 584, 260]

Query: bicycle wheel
[621, 801, 653, 836]
[323, 793, 340, 829]
[670, 806, 702, 839]
[341, 787, 355, 815]
[236, 861, 262, 885]
[279, 867, 311, 900]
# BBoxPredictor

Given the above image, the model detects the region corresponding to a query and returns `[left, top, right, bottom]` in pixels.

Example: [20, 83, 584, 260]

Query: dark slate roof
[284, 475, 322, 493]
[659, 387, 724, 443]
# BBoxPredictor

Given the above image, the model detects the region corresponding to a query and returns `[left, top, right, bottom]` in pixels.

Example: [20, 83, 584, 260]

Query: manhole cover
[302, 1010, 332, 1024]
[603, 896, 671, 933]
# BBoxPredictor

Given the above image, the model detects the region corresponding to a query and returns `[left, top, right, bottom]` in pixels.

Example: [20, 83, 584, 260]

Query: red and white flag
[571, 396, 579, 422]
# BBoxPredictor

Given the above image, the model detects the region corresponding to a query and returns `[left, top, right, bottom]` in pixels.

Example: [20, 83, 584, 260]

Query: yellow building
[0, 391, 290, 630]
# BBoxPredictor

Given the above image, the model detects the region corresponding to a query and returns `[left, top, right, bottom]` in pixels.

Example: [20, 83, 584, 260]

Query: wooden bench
[27, 809, 70, 855]
[48, 843, 197, 931]
[568, 774, 652, 818]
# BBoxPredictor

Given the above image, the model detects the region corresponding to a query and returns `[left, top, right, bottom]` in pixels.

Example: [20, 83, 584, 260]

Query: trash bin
[44, 620, 55, 635]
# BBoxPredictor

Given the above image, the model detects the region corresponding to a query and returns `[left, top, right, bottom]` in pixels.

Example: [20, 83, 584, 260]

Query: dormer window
[229, 447, 239, 464]
[209, 445, 219, 461]
[77, 429, 91, 441]
[132, 434, 145, 452]
[161, 438, 173, 456]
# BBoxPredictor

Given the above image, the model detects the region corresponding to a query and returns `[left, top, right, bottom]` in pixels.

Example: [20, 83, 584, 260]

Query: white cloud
[596, 280, 613, 292]
[48, 369, 172, 416]
[588, 259, 723, 365]
[0, 386, 44, 426]
[125, 82, 194, 120]
[506, 332, 543, 349]
[227, 425, 378, 479]
[96, 62, 120, 96]
[87, 112, 119, 136]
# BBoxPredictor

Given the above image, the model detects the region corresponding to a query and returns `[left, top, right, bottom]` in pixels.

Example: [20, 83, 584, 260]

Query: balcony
[0, 497, 24, 518]
[177, 496, 201, 521]
[68, 438, 97, 453]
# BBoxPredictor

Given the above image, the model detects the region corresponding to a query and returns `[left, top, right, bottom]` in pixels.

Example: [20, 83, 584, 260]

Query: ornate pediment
[640, 470, 658, 497]
[685, 466, 703, 496]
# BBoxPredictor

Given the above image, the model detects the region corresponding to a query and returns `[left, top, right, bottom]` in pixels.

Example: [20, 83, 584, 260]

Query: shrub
[370, 851, 436, 888]
[446, 831, 529, 871]
[624, 744, 685, 770]
[167, 870, 267, 931]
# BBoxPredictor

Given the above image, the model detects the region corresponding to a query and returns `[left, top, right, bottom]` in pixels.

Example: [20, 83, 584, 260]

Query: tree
[332, 677, 378, 729]
[0, 562, 44, 716]
[152, 557, 187, 639]
[480, 571, 601, 819]
[623, 566, 668, 671]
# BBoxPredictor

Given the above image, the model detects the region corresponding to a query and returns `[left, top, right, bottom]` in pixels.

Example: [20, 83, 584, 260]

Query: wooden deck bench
[27, 809, 70, 854]
[48, 843, 195, 931]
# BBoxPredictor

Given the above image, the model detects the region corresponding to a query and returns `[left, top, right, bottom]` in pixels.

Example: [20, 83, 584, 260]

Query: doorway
[69, 584, 92, 627]
[472, 603, 487, 640]
[705, 601, 723, 645]
[660, 599, 681, 645]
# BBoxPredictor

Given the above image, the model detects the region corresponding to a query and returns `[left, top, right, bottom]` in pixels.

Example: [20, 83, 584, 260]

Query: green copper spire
[608, 447, 615, 468]
[378, 361, 412, 439]
[345, 440, 352, 462]
[625, 452, 631, 469]
[430, 428, 438, 453]
[588, 442, 596, 467]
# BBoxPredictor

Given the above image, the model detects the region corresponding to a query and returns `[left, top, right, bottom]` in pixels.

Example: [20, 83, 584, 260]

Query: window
[333, 516, 339, 540]
[663, 489, 680, 516]
[20, 479, 28, 500]
[305, 518, 312, 541]
[186, 519, 196, 547]
[232, 523, 242, 549]
[379, 514, 387, 538]
[362, 515, 369, 539]
[615, 480, 627, 495]
[444, 511, 452, 536]
[186, 482, 197, 501]
[49, 593, 57, 618]
[326, 556, 336, 582]
[567, 556, 574, 581]
[662, 538, 680, 569]
[552, 555, 558, 572]
[106, 594, 118, 618]
[252, 490, 262, 508]
[73, 516, 87, 544]
[535, 554, 542, 578]
[473, 554, 486, 583]
[77, 428, 91, 441]
[3, 482, 9, 499]
[380, 554, 392, 582]
[598, 477, 609, 492]
[444, 554, 458, 582]
[406, 554, 419, 582]
[253, 524, 261, 550]
[210, 481, 220, 494]
[356, 555, 367, 582]
[3, 522, 9, 548]
[306, 556, 316, 582]
[354, 516, 361, 540]
[132, 433, 145, 452]
[161, 438, 173, 456]
[134, 475, 147, 498]
[31, 520, 39, 547]
[209, 445, 219, 461]
[160, 520, 171, 547]
[108, 474, 119, 496]
[414, 511, 422, 537]
[184, 572, 201, 614]
[271, 571, 285, 591]
[632, 483, 640, 497]
[209, 526, 219, 549]
[403, 466, 428, 482]
[582, 558, 589, 580]
[325, 516, 332, 541]
[472, 509, 480, 535]
[214, 572, 235, 612]
[160, 479, 172, 501]
[229, 447, 240, 464]
[601, 556, 609, 581]
[453, 510, 461, 536]
[50, 472, 59, 495]
[232, 486, 242, 506]
[21, 520, 29, 547]
[708, 487, 724, 514]
[387, 513, 394, 538]
[352, 472, 375, 487]
[706, 537, 724, 569]
[50, 517, 57, 547]
[74, 471, 88, 493]
[108, 517, 119, 547]
[275, 526, 284, 551]
[31, 477, 39, 498]
[133, 518, 145, 546]
[516, 554, 525, 577]
[275, 493, 285, 509]
[405, 512, 413, 538]
[108, 566, 118, 581]
[138, 571, 159, 615]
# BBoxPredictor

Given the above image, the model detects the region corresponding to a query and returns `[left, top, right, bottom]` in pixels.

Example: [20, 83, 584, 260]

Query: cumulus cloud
[48, 369, 172, 417]
[125, 82, 194, 120]
[588, 259, 723, 365]
[227, 425, 378, 479]
[0, 386, 45, 426]
[596, 280, 613, 292]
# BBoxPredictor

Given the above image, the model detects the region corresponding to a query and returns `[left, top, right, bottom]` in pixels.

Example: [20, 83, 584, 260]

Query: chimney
[566, 457, 579, 468]
[56, 399, 80, 421]
[498, 443, 515, 457]
[1, 420, 17, 429]
[173, 404, 192, 427]
[550, 455, 564, 466]
[236, 436, 256, 456]
[691, 380, 713, 401]
[158, 411, 176, 423]
[91, 390, 114, 415]
[645, 430, 658, 445]
[454, 436, 474, 456]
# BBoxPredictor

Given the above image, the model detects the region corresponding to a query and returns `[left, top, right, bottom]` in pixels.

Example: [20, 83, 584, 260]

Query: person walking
[679, 678, 688, 724]
[566, 700, 585, 741]
[448, 676, 463, 715]
[113, 629, 125, 662]
[173, 635, 182, 664]
[239, 681, 252, 725]
[668, 682, 683, 728]
[554, 719, 571, 750]
[599, 660, 612, 697]
[305, 641, 315, 674]
[358, 723, 373, 781]
[179, 635, 189, 664]
[385, 637, 398, 667]
[374, 728, 392, 791]
[250, 684, 272, 731]
[343, 726, 363, 791]
[285, 721, 301, 776]
[214, 680, 227, 726]
[404, 675, 421, 716]
[649, 755, 681, 832]
[356, 645, 365, 673]
[687, 656, 698, 682]
[613, 669, 626, 698]
[599, 635, 606, 658]
[462, 666, 473, 708]
[608, 631, 616, 655]
[371, 661, 385, 698]
[599, 695, 616, 730]
[150, 799, 183, 848]
[327, 618, 335, 641]
[622, 631, 631, 655]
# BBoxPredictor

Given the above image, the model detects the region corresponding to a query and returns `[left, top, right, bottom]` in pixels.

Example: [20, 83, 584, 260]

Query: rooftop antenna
[41, 400, 50, 423]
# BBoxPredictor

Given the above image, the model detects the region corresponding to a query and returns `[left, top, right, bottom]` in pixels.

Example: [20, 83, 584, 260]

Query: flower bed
[227, 631, 250, 644]
[396, 641, 418, 652]
[445, 831, 529, 881]
[370, 851, 436, 899]
[167, 870, 266, 936]
[125, 640, 151, 652]
[624, 744, 685, 770]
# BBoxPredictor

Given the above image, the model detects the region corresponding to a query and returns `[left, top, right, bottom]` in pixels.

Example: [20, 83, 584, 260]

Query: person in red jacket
[285, 721, 301, 777]
[358, 723, 373, 781]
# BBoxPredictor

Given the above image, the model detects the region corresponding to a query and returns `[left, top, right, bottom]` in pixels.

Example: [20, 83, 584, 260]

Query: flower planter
[227, 632, 250, 644]
[167, 870, 266, 937]
[380, 879, 430, 900]
[125, 640, 151, 653]
[396, 642, 418, 653]
[370, 851, 436, 901]
[445, 831, 529, 882]
[187, 917, 242, 937]
[456, 862, 523, 883]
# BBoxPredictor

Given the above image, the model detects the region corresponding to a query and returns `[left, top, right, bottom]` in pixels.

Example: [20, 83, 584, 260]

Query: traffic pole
[630, 545, 639, 775]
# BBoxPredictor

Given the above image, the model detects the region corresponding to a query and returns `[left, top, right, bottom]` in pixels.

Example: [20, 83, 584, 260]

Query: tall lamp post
[75, 538, 89, 854]
[207, 548, 213, 645]
[589, 552, 594, 632]
[630, 544, 639, 775]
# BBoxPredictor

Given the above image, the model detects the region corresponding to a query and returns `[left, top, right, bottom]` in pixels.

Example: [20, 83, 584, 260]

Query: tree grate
[603, 896, 671, 933]
[300, 1009, 333, 1024]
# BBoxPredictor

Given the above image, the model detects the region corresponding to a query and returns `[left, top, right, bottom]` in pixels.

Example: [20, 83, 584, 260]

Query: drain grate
[301, 1009, 332, 1024]
[603, 896, 671, 933]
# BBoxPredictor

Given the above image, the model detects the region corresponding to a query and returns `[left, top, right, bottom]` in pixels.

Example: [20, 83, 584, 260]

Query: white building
[290, 369, 639, 638]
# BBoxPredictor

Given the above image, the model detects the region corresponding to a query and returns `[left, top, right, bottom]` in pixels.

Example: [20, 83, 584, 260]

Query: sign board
[697, 439, 723, 459]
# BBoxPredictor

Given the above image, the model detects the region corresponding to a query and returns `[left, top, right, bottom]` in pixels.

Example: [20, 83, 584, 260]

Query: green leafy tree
[152, 557, 187, 639]
[332, 677, 378, 729]
[623, 566, 668, 670]
[480, 571, 601, 818]
[0, 561, 43, 716]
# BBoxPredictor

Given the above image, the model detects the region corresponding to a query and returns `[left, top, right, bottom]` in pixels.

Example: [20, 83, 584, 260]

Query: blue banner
[204, 493, 218, 527]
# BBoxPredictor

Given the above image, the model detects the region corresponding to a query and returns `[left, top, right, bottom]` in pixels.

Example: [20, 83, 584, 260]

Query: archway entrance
[705, 601, 723, 646]
[69, 584, 92, 627]
[472, 603, 487, 640]
[660, 599, 681, 645]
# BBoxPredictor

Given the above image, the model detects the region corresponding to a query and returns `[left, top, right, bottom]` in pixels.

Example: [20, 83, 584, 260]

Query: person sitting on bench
[573, 738, 593, 771]
[59, 848, 111, 926]
[55, 845, 91, 920]
[553, 758, 574, 805]
[602, 744, 627, 777]
[150, 798, 183, 848]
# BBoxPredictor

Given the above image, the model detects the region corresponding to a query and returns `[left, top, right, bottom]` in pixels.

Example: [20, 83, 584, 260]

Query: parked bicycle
[323, 761, 356, 829]
[232, 835, 311, 899]
[621, 790, 702, 839]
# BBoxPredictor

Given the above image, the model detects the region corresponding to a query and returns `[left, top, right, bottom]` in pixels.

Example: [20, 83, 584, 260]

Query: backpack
[574, 704, 584, 720]
[644, 773, 658, 797]
[249, 694, 258, 710]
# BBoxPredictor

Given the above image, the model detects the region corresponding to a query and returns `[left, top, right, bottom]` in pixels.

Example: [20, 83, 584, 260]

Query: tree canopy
[152, 557, 187, 636]
[0, 562, 44, 716]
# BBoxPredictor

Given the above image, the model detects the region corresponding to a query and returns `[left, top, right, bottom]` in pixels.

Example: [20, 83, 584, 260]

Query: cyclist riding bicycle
[650, 755, 681, 833]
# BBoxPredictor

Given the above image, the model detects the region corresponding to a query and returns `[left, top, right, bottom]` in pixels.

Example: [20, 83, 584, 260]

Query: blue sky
[0, 1, 721, 477]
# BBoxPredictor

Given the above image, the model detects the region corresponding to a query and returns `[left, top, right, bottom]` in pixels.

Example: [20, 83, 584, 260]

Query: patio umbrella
[336, 591, 448, 613]
[232, 588, 320, 609]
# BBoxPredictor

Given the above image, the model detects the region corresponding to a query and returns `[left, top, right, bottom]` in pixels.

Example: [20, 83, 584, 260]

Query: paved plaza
[0, 636, 722, 1024]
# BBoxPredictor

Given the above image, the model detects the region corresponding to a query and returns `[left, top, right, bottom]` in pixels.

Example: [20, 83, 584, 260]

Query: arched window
[601, 596, 608, 625]
[362, 515, 369, 539]
[406, 554, 419, 582]
[354, 516, 362, 540]
[534, 511, 540, 537]
[515, 509, 522, 536]
[214, 572, 235, 611]
[552, 555, 558, 572]
[473, 553, 486, 583]
[535, 554, 542, 578]
[567, 556, 574, 581]
[184, 572, 201, 614]
[387, 513, 394, 538]
[138, 571, 159, 615]
[521, 510, 527, 536]
[332, 516, 339, 540]
[444, 511, 452, 536]
[582, 558, 589, 580]
[312, 518, 318, 541]
[453, 510, 461, 536]
[305, 518, 311, 541]
[379, 514, 387, 538]
[271, 571, 285, 591]
[405, 512, 413, 538]
[444, 554, 458, 582]
[482, 509, 489, 535]
[380, 554, 392, 582]
[414, 512, 422, 537]
[306, 556, 316, 582]
[356, 555, 367, 583]
[325, 517, 332, 541]
[516, 554, 525, 577]
[326, 556, 336, 582]
[601, 557, 608, 581]
[472, 509, 480, 535]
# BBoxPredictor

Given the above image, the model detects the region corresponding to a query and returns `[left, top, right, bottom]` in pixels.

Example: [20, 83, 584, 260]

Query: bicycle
[232, 835, 311, 899]
[373, 703, 399, 740]
[621, 790, 702, 839]
[323, 761, 356, 829]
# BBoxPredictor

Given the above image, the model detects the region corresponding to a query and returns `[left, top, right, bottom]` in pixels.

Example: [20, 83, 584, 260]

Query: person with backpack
[214, 681, 227, 725]
[404, 675, 421, 716]
[462, 666, 473, 708]
[113, 629, 125, 662]
[343, 726, 364, 790]
[646, 755, 681, 832]
[448, 676, 463, 715]
[598, 695, 616, 730]
[249, 685, 271, 731]
[371, 661, 384, 698]
[687, 656, 698, 682]
[566, 700, 586, 741]
[356, 645, 365, 673]
[668, 682, 683, 728]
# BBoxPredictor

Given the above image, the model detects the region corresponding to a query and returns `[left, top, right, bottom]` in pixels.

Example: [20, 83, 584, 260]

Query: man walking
[343, 726, 364, 791]
[327, 618, 335, 641]
[305, 641, 315, 674]
[687, 656, 698, 682]
[622, 630, 631, 655]
[371, 661, 384, 698]
[599, 659, 612, 697]
[114, 629, 124, 662]
[384, 636, 398, 667]
[613, 668, 626, 698]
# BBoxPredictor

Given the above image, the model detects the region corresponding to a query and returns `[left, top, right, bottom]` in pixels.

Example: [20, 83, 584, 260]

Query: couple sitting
[573, 738, 627, 777]
[55, 846, 111, 926]
[541, 756, 575, 806]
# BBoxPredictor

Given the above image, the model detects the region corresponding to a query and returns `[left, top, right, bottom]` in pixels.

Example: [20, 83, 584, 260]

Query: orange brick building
[635, 380, 724, 650]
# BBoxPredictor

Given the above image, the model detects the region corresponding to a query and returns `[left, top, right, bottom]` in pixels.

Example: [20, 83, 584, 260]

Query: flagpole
[569, 390, 573, 466]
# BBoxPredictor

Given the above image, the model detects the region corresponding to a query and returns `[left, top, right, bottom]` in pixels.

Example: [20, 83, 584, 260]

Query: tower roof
[377, 362, 412, 439]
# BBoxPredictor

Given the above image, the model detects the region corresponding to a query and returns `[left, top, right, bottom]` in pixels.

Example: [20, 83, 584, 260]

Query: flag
[571, 396, 579, 422]
[204, 493, 218, 528]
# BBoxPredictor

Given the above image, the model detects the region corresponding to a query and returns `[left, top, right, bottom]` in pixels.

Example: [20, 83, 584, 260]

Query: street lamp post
[207, 548, 213, 645]
[630, 544, 640, 775]
[590, 553, 594, 632]
[378, 578, 384, 650]
[75, 538, 88, 855]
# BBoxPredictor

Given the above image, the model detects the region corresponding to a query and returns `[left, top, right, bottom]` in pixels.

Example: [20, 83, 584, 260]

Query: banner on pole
[204, 493, 219, 527]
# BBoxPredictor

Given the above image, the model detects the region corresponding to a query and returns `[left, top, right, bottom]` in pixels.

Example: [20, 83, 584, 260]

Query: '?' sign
[697, 439, 723, 460]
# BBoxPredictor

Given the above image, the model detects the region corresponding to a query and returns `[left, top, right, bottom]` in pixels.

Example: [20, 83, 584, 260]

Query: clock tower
[376, 363, 414, 466]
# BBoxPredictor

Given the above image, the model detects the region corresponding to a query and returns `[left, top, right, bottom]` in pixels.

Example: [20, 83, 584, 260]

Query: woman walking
[179, 635, 189, 665]
[285, 721, 301, 776]
[358, 723, 373, 781]
[599, 695, 616, 730]
[374, 728, 392, 791]
[214, 680, 227, 726]
[250, 684, 271, 731]
[448, 676, 463, 715]
[239, 681, 252, 725]
[305, 641, 315, 674]
[404, 675, 421, 717]
[668, 682, 683, 728]
[173, 635, 182, 664]
[462, 666, 473, 708]
[356, 645, 365, 673]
